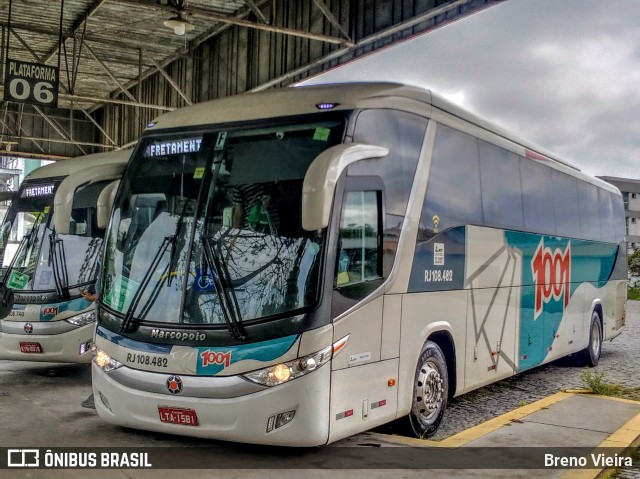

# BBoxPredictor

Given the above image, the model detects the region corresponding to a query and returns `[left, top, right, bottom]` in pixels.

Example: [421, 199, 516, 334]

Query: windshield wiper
[120, 235, 173, 333]
[120, 203, 191, 332]
[49, 231, 70, 299]
[201, 236, 246, 341]
[0, 229, 32, 284]
[167, 201, 189, 287]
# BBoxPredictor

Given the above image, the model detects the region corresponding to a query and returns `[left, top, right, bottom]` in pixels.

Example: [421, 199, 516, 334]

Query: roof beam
[32, 105, 87, 155]
[143, 50, 192, 106]
[58, 93, 175, 111]
[0, 113, 46, 154]
[84, 42, 137, 102]
[42, 0, 108, 64]
[2, 22, 178, 56]
[312, 0, 352, 43]
[120, 1, 267, 94]
[1, 151, 71, 161]
[188, 8, 353, 46]
[0, 133, 116, 149]
[118, 0, 353, 46]
[79, 108, 117, 147]
[244, 0, 269, 24]
[254, 0, 482, 92]
[8, 28, 41, 62]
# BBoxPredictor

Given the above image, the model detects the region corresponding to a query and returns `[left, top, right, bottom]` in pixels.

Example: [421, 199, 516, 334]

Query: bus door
[328, 176, 399, 442]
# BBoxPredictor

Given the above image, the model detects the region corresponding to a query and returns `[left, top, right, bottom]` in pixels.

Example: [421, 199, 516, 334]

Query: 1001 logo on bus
[200, 349, 232, 368]
[531, 239, 571, 319]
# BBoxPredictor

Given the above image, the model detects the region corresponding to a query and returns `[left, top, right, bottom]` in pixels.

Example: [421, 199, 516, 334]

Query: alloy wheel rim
[413, 359, 443, 422]
[591, 320, 601, 356]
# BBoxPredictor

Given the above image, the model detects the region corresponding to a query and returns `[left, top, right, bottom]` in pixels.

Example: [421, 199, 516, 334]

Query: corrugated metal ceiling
[0, 0, 326, 111]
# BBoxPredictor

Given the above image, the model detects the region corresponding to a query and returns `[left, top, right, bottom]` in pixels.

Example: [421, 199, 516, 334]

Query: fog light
[275, 410, 295, 429]
[266, 410, 296, 433]
[79, 340, 93, 355]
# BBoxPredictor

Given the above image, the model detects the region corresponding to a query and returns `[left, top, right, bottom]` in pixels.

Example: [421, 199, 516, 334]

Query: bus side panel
[331, 296, 383, 371]
[504, 231, 619, 371]
[329, 296, 399, 442]
[608, 279, 627, 338]
[463, 226, 520, 392]
[328, 358, 399, 444]
[398, 291, 468, 415]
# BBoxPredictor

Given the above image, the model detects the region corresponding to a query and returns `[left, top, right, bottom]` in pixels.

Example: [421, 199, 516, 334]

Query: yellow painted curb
[565, 389, 640, 406]
[370, 391, 573, 447]
[558, 407, 640, 479]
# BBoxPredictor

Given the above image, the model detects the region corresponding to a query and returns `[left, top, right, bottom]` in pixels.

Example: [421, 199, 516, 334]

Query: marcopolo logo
[150, 329, 206, 341]
[531, 238, 571, 319]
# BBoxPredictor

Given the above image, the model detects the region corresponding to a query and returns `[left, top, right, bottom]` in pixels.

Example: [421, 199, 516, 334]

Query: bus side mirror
[97, 180, 120, 229]
[54, 164, 126, 235]
[302, 143, 388, 231]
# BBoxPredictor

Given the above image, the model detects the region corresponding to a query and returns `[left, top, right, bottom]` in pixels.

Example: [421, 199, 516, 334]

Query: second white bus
[0, 150, 130, 362]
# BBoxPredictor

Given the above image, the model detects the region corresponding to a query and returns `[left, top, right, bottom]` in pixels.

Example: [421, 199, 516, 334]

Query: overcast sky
[300, 0, 640, 179]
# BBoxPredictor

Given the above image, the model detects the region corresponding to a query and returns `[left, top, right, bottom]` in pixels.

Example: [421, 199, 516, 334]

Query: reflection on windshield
[102, 115, 344, 327]
[0, 180, 110, 293]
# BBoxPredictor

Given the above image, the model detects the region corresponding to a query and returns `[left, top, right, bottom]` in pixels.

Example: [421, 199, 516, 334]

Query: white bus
[91, 83, 626, 445]
[0, 150, 130, 362]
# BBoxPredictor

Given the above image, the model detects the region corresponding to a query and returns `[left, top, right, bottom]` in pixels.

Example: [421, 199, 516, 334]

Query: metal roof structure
[1, 0, 357, 111]
[0, 0, 503, 161]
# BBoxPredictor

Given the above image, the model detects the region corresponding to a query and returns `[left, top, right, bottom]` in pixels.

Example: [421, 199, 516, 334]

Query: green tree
[629, 249, 640, 278]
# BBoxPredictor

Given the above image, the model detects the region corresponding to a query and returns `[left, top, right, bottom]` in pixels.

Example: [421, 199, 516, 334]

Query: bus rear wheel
[409, 341, 448, 438]
[580, 311, 603, 367]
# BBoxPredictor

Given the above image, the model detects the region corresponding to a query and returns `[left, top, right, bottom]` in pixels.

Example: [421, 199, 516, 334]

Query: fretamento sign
[3, 58, 59, 108]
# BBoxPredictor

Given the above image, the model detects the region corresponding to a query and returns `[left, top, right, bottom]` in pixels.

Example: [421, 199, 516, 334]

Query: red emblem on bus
[531, 239, 571, 319]
[166, 375, 183, 395]
[200, 350, 232, 368]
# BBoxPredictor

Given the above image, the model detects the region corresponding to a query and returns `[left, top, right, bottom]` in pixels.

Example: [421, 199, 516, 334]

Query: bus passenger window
[335, 191, 381, 287]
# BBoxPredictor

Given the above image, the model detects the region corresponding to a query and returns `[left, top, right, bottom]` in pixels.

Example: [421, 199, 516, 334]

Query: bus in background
[91, 83, 626, 446]
[0, 150, 131, 363]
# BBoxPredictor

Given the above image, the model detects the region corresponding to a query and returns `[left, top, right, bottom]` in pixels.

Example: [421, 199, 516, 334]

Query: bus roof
[26, 149, 131, 181]
[146, 82, 619, 196]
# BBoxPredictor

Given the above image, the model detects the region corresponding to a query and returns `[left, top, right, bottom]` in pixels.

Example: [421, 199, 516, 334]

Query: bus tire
[409, 340, 448, 438]
[580, 310, 603, 367]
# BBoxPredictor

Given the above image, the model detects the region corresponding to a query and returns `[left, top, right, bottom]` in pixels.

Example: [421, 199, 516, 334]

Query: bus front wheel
[409, 340, 448, 438]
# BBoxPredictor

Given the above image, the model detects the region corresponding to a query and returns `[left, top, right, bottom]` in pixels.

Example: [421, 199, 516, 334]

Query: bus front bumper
[0, 322, 94, 363]
[92, 361, 331, 446]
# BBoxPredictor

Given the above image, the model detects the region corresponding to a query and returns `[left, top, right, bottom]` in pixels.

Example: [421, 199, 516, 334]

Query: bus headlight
[94, 348, 123, 372]
[65, 310, 96, 327]
[242, 345, 332, 387]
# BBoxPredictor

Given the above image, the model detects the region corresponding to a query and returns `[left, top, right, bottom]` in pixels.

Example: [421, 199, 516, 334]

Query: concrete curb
[369, 391, 573, 447]
[368, 390, 640, 477]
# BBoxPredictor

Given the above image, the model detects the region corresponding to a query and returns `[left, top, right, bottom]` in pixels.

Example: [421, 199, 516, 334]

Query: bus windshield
[0, 179, 110, 293]
[101, 115, 346, 328]
[0, 181, 57, 291]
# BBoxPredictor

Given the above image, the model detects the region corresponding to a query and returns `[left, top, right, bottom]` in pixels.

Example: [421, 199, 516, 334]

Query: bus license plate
[158, 406, 199, 426]
[19, 342, 43, 353]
